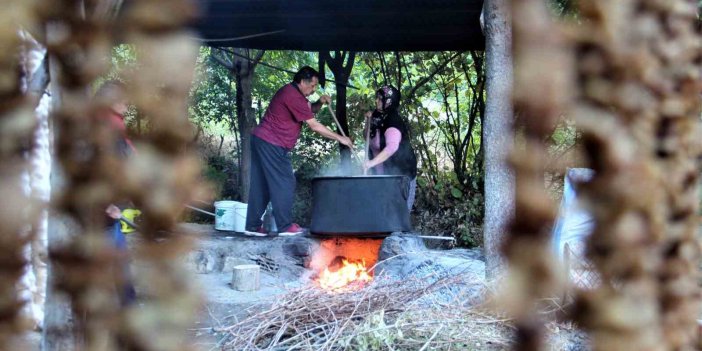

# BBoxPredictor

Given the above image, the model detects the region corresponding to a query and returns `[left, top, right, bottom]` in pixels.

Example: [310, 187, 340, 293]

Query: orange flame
[318, 259, 372, 291]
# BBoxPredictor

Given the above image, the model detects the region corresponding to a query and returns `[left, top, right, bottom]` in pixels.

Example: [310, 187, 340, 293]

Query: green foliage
[190, 46, 236, 130]
[340, 310, 402, 350]
[414, 171, 484, 247]
[548, 0, 579, 18]
[203, 163, 228, 200]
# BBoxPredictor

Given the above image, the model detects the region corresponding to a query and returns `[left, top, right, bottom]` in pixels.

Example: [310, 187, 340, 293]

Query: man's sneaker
[278, 223, 305, 236]
[243, 226, 267, 237]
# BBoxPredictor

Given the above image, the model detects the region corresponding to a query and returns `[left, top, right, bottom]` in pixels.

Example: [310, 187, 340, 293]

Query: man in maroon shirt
[245, 66, 353, 236]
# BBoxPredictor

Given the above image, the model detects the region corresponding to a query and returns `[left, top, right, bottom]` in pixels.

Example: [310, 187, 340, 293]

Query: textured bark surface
[483, 0, 514, 278]
[235, 72, 255, 202]
[321, 51, 356, 169]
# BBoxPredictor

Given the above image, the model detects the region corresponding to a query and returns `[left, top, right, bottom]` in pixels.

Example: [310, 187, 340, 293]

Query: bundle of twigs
[217, 274, 512, 350]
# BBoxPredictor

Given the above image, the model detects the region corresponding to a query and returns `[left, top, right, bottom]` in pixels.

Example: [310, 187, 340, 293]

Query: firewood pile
[216, 274, 510, 351]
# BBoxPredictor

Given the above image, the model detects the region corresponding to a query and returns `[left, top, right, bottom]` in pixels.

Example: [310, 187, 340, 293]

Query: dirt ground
[179, 223, 311, 349]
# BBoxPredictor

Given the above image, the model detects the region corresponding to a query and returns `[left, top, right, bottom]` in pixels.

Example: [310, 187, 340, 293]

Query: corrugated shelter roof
[195, 0, 485, 51]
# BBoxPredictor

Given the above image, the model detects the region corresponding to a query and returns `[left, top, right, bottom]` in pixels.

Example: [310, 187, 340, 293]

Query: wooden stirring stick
[326, 104, 364, 165]
[363, 115, 371, 175]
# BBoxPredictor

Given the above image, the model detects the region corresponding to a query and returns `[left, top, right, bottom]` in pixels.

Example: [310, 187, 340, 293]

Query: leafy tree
[209, 47, 265, 202]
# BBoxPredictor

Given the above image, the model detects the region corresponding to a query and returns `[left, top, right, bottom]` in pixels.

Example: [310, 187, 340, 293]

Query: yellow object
[120, 208, 141, 233]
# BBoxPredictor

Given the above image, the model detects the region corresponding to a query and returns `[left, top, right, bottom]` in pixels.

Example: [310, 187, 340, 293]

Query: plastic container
[214, 201, 247, 232]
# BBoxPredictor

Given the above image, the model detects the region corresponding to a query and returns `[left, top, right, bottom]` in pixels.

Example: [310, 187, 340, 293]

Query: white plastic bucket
[215, 201, 247, 232]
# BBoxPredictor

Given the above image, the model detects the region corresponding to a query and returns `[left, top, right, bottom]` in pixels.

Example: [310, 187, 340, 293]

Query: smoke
[316, 157, 363, 177]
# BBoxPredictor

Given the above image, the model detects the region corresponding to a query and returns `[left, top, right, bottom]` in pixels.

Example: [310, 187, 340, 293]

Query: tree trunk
[483, 0, 514, 278]
[236, 73, 255, 203]
[322, 51, 356, 170]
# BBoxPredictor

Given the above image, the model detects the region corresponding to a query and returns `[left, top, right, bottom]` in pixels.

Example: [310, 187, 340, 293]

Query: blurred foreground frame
[504, 0, 702, 350]
[0, 0, 700, 351]
[1, 0, 205, 350]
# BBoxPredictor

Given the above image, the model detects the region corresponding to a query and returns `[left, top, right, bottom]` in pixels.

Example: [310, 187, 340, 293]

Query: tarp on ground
[551, 168, 595, 260]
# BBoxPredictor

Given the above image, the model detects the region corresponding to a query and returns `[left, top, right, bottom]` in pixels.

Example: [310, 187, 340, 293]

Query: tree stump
[231, 264, 260, 291]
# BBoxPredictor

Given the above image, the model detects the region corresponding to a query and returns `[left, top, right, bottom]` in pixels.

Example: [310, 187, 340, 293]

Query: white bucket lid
[215, 200, 246, 208]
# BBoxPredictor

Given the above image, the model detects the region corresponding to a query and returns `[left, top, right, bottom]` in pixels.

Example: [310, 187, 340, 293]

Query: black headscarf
[370, 85, 401, 139]
[377, 85, 400, 112]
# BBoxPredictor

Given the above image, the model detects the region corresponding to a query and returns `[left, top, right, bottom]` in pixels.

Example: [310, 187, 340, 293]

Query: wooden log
[231, 264, 260, 291]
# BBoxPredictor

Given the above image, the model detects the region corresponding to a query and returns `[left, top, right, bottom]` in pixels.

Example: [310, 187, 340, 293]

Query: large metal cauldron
[310, 175, 412, 236]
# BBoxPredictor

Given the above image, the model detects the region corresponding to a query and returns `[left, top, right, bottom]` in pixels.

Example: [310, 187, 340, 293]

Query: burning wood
[317, 257, 372, 291]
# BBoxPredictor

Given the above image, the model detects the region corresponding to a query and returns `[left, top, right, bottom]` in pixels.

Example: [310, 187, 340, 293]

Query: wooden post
[231, 265, 260, 291]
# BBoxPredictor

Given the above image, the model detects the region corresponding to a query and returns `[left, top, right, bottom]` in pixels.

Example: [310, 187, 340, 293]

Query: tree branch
[216, 47, 359, 89]
[395, 51, 402, 88]
[210, 49, 234, 71]
[401, 54, 413, 87]
[343, 51, 356, 78]
[406, 51, 464, 101]
[251, 49, 265, 67]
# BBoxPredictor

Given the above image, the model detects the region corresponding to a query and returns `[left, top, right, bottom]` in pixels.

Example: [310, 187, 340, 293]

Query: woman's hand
[363, 159, 376, 172]
[364, 111, 373, 119]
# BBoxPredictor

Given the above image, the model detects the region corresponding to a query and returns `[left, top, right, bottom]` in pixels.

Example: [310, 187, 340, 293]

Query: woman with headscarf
[363, 85, 418, 210]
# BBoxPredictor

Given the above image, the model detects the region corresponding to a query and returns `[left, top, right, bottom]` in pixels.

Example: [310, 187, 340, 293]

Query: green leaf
[450, 187, 463, 199]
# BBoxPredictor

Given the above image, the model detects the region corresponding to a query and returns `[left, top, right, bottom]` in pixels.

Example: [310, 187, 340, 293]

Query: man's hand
[318, 95, 332, 105]
[106, 204, 122, 219]
[337, 135, 354, 149]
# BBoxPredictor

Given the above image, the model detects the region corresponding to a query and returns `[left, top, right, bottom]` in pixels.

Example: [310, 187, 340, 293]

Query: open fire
[308, 239, 382, 291]
[317, 257, 372, 291]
